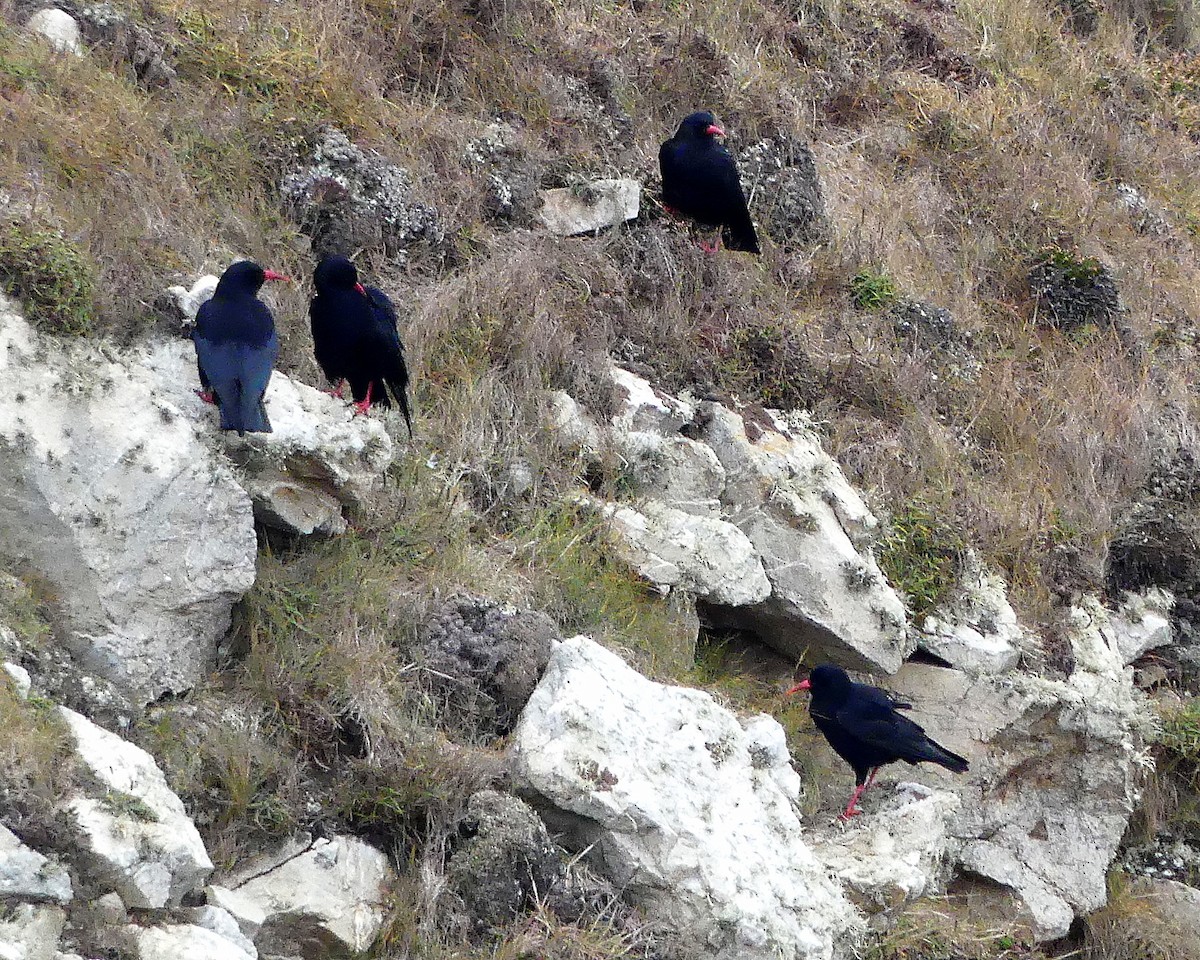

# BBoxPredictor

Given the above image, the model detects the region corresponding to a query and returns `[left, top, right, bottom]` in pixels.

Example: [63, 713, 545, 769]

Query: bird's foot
[352, 398, 372, 416]
[837, 806, 863, 823]
[697, 239, 721, 254]
[325, 382, 345, 400]
[195, 389, 216, 405]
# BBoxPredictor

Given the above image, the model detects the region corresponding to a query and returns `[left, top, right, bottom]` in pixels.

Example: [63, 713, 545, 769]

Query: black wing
[710, 147, 759, 253]
[838, 693, 968, 773]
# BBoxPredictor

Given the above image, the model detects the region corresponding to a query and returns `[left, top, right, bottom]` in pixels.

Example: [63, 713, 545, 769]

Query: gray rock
[120, 922, 256, 960]
[464, 122, 542, 227]
[0, 295, 256, 703]
[446, 790, 564, 932]
[884, 643, 1147, 939]
[4, 661, 32, 699]
[738, 135, 828, 247]
[537, 179, 640, 237]
[281, 127, 443, 260]
[1029, 250, 1122, 330]
[0, 904, 65, 960]
[76, 3, 176, 86]
[0, 824, 72, 903]
[511, 636, 864, 960]
[1120, 876, 1200, 957]
[242, 476, 347, 537]
[25, 9, 82, 55]
[420, 596, 558, 733]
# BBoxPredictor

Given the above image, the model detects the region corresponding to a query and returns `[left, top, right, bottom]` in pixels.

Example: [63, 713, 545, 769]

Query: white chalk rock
[25, 9, 82, 55]
[919, 551, 1026, 674]
[538, 179, 640, 236]
[0, 904, 65, 960]
[0, 825, 72, 904]
[59, 707, 212, 908]
[511, 636, 863, 960]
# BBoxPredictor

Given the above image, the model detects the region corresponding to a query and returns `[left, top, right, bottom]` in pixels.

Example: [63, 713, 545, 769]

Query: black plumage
[788, 663, 969, 819]
[193, 260, 287, 436]
[310, 256, 412, 436]
[659, 111, 759, 254]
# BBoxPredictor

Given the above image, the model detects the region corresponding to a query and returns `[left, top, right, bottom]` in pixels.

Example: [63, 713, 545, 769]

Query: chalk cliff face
[0, 294, 390, 705]
[0, 291, 1177, 958]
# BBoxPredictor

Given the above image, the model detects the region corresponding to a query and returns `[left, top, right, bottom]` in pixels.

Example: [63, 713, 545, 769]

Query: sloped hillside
[5, 0, 1200, 955]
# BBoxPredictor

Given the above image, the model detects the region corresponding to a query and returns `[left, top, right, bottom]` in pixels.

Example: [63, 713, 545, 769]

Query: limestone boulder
[550, 367, 911, 674]
[120, 920, 256, 960]
[0, 296, 256, 702]
[0, 904, 65, 960]
[510, 636, 863, 960]
[0, 825, 72, 904]
[811, 784, 962, 910]
[206, 835, 393, 957]
[59, 707, 212, 908]
[25, 9, 82, 55]
[881, 640, 1148, 939]
[918, 551, 1027, 674]
[537, 179, 640, 237]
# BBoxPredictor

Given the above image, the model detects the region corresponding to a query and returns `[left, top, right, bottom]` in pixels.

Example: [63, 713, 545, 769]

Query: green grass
[0, 220, 95, 336]
[849, 269, 900, 311]
[879, 500, 966, 622]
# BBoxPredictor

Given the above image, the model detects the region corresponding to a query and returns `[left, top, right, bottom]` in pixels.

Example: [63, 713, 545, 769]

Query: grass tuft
[0, 219, 95, 336]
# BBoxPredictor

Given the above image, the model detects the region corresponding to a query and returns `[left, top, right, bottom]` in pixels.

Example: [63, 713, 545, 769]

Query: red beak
[354, 282, 366, 295]
[263, 270, 292, 282]
[786, 678, 812, 695]
[705, 124, 726, 137]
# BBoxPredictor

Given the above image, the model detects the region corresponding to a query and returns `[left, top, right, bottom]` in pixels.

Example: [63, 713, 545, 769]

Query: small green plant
[879, 499, 966, 621]
[102, 790, 160, 822]
[0, 221, 95, 336]
[1159, 698, 1200, 783]
[849, 269, 899, 311]
[1034, 245, 1104, 285]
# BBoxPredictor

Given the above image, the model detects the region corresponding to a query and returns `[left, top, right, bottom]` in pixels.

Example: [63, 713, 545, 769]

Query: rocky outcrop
[550, 367, 911, 672]
[420, 596, 558, 734]
[917, 550, 1027, 674]
[0, 296, 256, 702]
[206, 834, 393, 957]
[882, 604, 1153, 940]
[445, 790, 565, 932]
[0, 903, 66, 960]
[812, 784, 961, 909]
[0, 294, 390, 701]
[281, 126, 443, 260]
[510, 636, 864, 960]
[120, 915, 257, 960]
[537, 179, 640, 236]
[60, 707, 212, 908]
[0, 825, 72, 904]
[738, 135, 828, 247]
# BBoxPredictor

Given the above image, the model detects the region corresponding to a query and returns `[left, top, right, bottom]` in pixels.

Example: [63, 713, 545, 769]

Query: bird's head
[786, 663, 851, 698]
[216, 260, 291, 297]
[313, 255, 366, 295]
[678, 111, 726, 141]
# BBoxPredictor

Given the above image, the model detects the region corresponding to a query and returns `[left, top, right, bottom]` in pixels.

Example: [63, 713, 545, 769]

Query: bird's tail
[388, 376, 413, 438]
[726, 210, 760, 254]
[219, 381, 272, 434]
[927, 740, 969, 774]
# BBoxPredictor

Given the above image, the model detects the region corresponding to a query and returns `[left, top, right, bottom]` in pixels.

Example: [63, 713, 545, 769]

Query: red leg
[352, 381, 374, 416]
[863, 768, 878, 791]
[195, 389, 216, 405]
[839, 783, 867, 821]
[698, 236, 722, 254]
[325, 380, 345, 399]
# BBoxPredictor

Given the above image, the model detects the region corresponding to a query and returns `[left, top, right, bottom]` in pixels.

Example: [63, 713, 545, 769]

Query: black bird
[309, 256, 412, 436]
[193, 260, 289, 435]
[659, 111, 759, 254]
[788, 663, 969, 820]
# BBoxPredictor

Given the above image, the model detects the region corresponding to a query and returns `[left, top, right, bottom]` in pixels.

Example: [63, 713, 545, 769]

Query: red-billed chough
[309, 256, 412, 436]
[193, 260, 289, 436]
[659, 111, 759, 254]
[787, 663, 969, 820]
